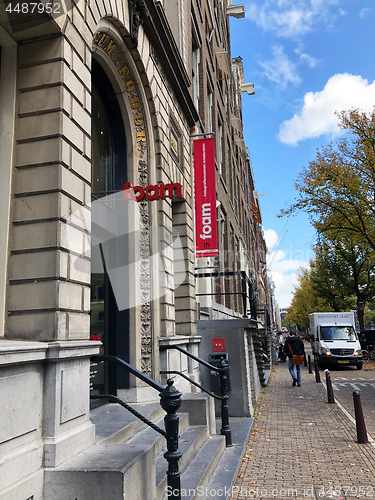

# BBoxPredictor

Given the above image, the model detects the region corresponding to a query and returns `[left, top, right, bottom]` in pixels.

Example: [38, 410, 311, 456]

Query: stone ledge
[159, 334, 201, 346]
[45, 341, 101, 361]
[0, 339, 49, 366]
[0, 339, 101, 366]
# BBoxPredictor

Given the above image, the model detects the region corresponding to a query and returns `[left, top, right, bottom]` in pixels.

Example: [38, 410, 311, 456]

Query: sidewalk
[231, 361, 375, 500]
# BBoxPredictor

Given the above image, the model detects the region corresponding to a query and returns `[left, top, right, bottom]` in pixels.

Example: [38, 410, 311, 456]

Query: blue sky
[230, 0, 375, 308]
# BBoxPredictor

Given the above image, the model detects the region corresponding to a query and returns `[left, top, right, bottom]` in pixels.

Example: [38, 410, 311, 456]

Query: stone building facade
[0, 0, 274, 497]
[187, 0, 274, 329]
[0, 0, 203, 496]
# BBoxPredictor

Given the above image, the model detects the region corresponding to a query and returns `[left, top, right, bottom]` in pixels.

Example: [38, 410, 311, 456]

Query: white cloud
[259, 45, 301, 87]
[268, 255, 309, 308]
[299, 52, 320, 68]
[294, 43, 320, 68]
[246, 0, 341, 38]
[269, 270, 301, 308]
[264, 228, 278, 250]
[359, 8, 371, 19]
[278, 73, 375, 145]
[265, 229, 311, 308]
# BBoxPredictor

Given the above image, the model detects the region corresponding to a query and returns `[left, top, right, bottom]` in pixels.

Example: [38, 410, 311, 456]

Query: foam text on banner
[194, 137, 218, 257]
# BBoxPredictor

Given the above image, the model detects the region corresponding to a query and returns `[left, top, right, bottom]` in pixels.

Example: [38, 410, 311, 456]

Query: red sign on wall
[212, 338, 226, 352]
[194, 137, 218, 257]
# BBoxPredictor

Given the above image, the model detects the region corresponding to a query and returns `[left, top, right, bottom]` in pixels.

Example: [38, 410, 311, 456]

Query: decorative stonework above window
[170, 116, 183, 171]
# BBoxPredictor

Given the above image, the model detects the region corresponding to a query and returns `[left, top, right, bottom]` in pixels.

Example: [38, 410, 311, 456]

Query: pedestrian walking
[285, 331, 305, 387]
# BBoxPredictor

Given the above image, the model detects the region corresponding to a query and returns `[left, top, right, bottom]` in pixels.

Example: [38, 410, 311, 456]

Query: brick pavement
[231, 362, 375, 500]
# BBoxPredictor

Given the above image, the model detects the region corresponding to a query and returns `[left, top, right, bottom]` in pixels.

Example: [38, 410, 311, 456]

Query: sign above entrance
[122, 182, 183, 202]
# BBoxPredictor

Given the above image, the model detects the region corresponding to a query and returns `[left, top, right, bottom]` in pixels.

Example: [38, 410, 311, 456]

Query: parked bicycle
[273, 341, 286, 363]
[362, 345, 375, 361]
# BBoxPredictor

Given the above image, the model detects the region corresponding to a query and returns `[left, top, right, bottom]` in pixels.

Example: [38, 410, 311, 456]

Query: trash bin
[208, 353, 231, 392]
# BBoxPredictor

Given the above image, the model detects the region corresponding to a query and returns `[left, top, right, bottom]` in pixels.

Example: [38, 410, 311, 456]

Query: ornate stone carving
[129, 0, 148, 47]
[138, 159, 152, 377]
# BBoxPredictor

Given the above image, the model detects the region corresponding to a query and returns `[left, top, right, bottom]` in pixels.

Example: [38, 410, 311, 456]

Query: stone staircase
[44, 394, 253, 500]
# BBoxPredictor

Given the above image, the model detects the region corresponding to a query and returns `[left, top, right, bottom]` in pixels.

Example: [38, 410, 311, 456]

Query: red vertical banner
[194, 137, 218, 257]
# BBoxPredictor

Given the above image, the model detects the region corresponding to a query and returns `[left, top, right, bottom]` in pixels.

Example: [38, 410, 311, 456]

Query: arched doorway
[90, 57, 130, 396]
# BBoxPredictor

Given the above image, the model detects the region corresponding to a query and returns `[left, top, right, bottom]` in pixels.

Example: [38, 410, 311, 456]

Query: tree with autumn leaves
[282, 108, 375, 330]
[282, 108, 375, 248]
[286, 237, 375, 331]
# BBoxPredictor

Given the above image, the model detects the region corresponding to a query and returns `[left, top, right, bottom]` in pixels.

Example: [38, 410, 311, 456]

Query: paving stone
[231, 363, 375, 500]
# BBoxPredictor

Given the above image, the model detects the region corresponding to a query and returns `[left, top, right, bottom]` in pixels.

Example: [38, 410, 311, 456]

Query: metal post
[218, 357, 232, 447]
[324, 369, 335, 404]
[353, 391, 368, 444]
[308, 355, 312, 374]
[160, 379, 182, 499]
[303, 352, 307, 367]
[241, 273, 248, 318]
[314, 358, 321, 383]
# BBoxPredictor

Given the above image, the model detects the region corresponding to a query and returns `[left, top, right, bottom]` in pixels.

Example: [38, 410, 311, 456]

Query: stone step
[91, 401, 164, 445]
[44, 410, 191, 500]
[180, 435, 226, 500]
[45, 395, 225, 500]
[127, 412, 190, 459]
[199, 416, 254, 499]
[91, 400, 190, 459]
[44, 443, 156, 500]
[155, 424, 210, 499]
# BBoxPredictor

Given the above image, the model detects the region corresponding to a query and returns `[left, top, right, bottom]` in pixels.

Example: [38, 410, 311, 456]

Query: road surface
[304, 341, 375, 439]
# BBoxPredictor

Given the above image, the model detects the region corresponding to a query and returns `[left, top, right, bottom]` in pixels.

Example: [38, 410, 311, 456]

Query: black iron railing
[160, 370, 222, 400]
[91, 355, 182, 500]
[159, 345, 232, 446]
[195, 270, 257, 320]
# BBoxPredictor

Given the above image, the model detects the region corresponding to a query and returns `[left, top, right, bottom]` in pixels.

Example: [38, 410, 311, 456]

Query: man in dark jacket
[285, 332, 305, 387]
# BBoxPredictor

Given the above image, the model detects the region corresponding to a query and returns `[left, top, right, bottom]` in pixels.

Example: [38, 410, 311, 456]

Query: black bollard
[324, 369, 335, 404]
[218, 357, 232, 447]
[314, 358, 321, 383]
[160, 379, 182, 499]
[353, 391, 368, 444]
[308, 354, 313, 374]
[303, 352, 307, 367]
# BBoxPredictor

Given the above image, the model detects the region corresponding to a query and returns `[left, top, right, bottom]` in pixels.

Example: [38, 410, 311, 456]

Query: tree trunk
[357, 300, 365, 331]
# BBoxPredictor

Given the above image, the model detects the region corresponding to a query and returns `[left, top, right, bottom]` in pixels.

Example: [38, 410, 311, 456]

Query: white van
[310, 312, 362, 370]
